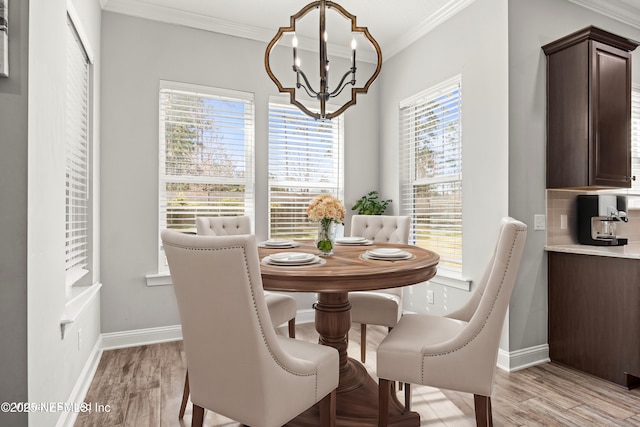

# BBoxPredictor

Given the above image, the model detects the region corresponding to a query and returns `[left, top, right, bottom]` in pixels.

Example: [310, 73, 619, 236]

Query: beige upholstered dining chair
[348, 215, 410, 362]
[177, 216, 299, 419]
[196, 216, 297, 338]
[162, 231, 339, 427]
[376, 217, 527, 427]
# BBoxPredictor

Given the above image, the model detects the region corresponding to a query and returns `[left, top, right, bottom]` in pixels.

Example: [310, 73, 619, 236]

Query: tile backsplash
[546, 190, 640, 245]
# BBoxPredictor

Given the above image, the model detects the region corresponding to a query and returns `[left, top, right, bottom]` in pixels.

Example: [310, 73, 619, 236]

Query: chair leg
[473, 394, 493, 427]
[319, 389, 336, 427]
[386, 327, 403, 392]
[404, 383, 411, 412]
[288, 318, 296, 338]
[378, 378, 391, 427]
[191, 403, 204, 427]
[360, 323, 367, 363]
[179, 370, 189, 419]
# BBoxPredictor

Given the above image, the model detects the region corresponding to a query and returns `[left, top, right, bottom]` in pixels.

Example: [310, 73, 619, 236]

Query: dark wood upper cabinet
[543, 26, 639, 189]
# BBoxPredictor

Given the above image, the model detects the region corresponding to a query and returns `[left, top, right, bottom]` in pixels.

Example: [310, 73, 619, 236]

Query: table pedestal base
[284, 359, 419, 426]
[285, 291, 419, 426]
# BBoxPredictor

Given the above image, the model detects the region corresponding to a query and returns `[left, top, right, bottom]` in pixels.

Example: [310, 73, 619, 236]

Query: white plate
[262, 256, 325, 267]
[267, 252, 316, 265]
[336, 236, 367, 243]
[367, 248, 405, 257]
[335, 237, 371, 245]
[265, 238, 295, 246]
[363, 252, 413, 261]
[365, 249, 412, 260]
[259, 239, 300, 248]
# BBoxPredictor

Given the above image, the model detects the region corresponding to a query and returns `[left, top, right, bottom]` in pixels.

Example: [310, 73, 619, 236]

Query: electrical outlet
[560, 214, 568, 230]
[426, 290, 434, 304]
[534, 214, 546, 231]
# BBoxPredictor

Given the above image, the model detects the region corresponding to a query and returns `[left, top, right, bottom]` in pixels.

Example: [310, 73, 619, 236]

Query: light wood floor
[75, 323, 640, 426]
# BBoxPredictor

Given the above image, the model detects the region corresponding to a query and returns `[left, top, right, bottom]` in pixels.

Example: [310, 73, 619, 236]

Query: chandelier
[264, 0, 382, 120]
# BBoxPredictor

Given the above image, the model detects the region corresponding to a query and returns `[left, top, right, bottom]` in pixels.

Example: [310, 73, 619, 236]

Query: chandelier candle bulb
[351, 38, 357, 68]
[326, 62, 330, 89]
[292, 35, 298, 68]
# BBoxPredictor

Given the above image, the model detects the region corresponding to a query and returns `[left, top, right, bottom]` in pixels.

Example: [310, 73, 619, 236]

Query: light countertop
[545, 242, 640, 259]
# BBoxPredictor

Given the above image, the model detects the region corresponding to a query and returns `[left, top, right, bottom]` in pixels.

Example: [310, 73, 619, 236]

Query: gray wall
[100, 12, 380, 333]
[507, 0, 640, 353]
[379, 0, 511, 318]
[0, 0, 29, 424]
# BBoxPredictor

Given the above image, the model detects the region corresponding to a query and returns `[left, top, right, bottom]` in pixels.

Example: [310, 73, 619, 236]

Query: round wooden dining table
[258, 240, 439, 427]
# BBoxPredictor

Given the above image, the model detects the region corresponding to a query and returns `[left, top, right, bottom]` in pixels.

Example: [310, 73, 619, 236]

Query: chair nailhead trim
[420, 227, 525, 384]
[167, 242, 320, 399]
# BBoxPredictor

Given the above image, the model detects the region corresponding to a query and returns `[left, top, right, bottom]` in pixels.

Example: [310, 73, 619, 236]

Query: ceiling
[102, 0, 640, 61]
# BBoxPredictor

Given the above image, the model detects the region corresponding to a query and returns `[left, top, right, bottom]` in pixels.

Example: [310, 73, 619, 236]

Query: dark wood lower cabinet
[548, 252, 640, 388]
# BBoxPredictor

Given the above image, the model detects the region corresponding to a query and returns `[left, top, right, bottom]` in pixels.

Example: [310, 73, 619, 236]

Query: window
[158, 82, 255, 242]
[65, 13, 92, 288]
[399, 76, 462, 273]
[268, 99, 344, 239]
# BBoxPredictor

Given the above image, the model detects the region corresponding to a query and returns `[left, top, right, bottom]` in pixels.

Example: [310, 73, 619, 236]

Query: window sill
[146, 272, 172, 287]
[61, 282, 102, 339]
[429, 270, 472, 291]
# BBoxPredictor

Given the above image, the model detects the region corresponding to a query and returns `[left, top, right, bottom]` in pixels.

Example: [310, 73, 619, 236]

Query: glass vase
[316, 219, 337, 256]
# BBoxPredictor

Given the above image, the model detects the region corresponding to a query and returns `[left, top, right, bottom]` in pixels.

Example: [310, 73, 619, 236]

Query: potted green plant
[351, 191, 391, 215]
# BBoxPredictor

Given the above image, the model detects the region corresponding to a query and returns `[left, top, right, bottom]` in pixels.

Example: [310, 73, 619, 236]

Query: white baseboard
[99, 311, 316, 351]
[497, 344, 550, 372]
[101, 324, 184, 350]
[56, 337, 103, 427]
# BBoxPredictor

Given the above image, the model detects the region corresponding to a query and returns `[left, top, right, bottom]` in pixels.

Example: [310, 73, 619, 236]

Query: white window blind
[268, 100, 344, 239]
[65, 16, 91, 287]
[400, 76, 462, 272]
[631, 87, 640, 194]
[159, 82, 255, 234]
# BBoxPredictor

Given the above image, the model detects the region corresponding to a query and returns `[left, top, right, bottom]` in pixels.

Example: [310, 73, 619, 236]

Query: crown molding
[102, 0, 476, 63]
[383, 0, 477, 59]
[567, 0, 640, 30]
[102, 0, 275, 43]
[102, 0, 379, 63]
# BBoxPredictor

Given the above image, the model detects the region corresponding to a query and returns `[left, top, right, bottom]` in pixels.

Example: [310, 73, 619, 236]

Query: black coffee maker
[577, 195, 628, 246]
